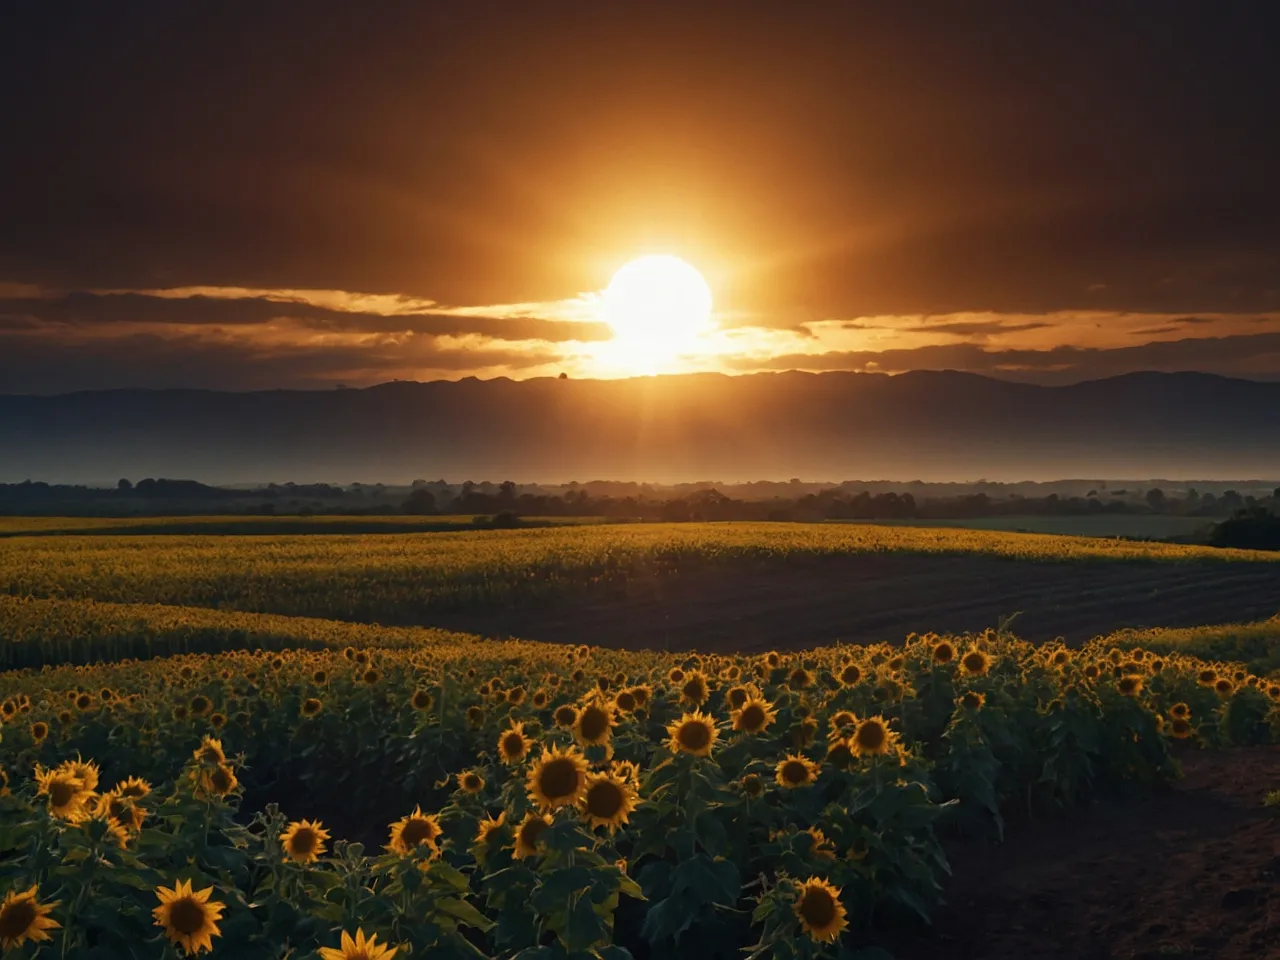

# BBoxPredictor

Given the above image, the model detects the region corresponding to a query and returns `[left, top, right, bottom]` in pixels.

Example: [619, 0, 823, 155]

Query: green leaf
[436, 896, 495, 932]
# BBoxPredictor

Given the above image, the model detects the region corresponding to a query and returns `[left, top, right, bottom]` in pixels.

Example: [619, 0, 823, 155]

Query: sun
[601, 255, 713, 347]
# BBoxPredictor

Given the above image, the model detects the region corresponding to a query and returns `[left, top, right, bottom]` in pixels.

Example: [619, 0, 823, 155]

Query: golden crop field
[2, 522, 1279, 958]
[2, 521, 1275, 628]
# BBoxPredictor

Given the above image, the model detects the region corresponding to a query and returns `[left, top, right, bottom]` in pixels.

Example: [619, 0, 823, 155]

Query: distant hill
[3, 370, 1280, 484]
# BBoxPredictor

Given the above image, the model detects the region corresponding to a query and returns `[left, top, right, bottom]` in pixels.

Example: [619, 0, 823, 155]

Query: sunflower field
[2, 617, 1278, 959]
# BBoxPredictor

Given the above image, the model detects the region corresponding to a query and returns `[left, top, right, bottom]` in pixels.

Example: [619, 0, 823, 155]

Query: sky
[2, 2, 1279, 393]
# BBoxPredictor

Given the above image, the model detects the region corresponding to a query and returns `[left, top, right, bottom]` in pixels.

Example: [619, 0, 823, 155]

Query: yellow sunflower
[0, 884, 60, 951]
[838, 662, 863, 686]
[459, 770, 485, 794]
[474, 810, 507, 847]
[825, 738, 855, 770]
[280, 819, 330, 864]
[931, 641, 956, 664]
[153, 879, 224, 956]
[1117, 676, 1144, 697]
[197, 763, 238, 799]
[1169, 702, 1190, 719]
[386, 805, 443, 856]
[775, 753, 820, 788]
[318, 928, 399, 960]
[793, 877, 847, 943]
[573, 700, 615, 747]
[613, 690, 637, 713]
[665, 711, 719, 757]
[498, 722, 533, 765]
[741, 772, 765, 798]
[851, 716, 895, 757]
[192, 736, 225, 767]
[679, 670, 710, 706]
[731, 697, 777, 735]
[34, 765, 91, 821]
[1169, 717, 1193, 739]
[579, 771, 639, 833]
[512, 811, 553, 859]
[30, 721, 49, 743]
[960, 649, 990, 676]
[553, 704, 579, 729]
[59, 758, 100, 793]
[526, 745, 590, 810]
[610, 759, 641, 785]
[628, 685, 651, 708]
[94, 791, 147, 832]
[960, 690, 986, 710]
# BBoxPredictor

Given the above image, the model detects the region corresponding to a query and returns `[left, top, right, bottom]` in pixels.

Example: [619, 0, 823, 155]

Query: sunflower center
[682, 679, 705, 701]
[677, 721, 712, 751]
[401, 817, 438, 847]
[49, 780, 77, 808]
[554, 706, 577, 727]
[537, 758, 583, 800]
[855, 721, 886, 751]
[781, 760, 809, 784]
[578, 707, 610, 741]
[740, 705, 766, 731]
[463, 774, 482, 791]
[289, 828, 318, 855]
[502, 733, 526, 755]
[615, 692, 636, 712]
[585, 780, 625, 818]
[962, 653, 986, 673]
[169, 898, 208, 936]
[827, 743, 853, 768]
[798, 887, 836, 929]
[840, 666, 860, 685]
[209, 768, 232, 793]
[934, 644, 955, 663]
[0, 899, 36, 939]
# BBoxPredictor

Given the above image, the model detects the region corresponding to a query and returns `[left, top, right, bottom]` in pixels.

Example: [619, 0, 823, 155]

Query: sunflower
[197, 763, 238, 799]
[1214, 678, 1234, 697]
[1197, 668, 1217, 686]
[318, 928, 399, 960]
[765, 651, 781, 669]
[280, 819, 330, 864]
[60, 758, 100, 792]
[741, 773, 765, 798]
[667, 666, 685, 684]
[0, 884, 60, 951]
[629, 684, 651, 708]
[960, 649, 990, 676]
[312, 669, 329, 684]
[386, 806, 443, 856]
[1050, 649, 1071, 667]
[573, 701, 615, 746]
[730, 696, 777, 735]
[532, 690, 549, 708]
[474, 810, 507, 847]
[610, 759, 641, 785]
[466, 705, 485, 728]
[527, 745, 590, 810]
[1117, 676, 1143, 697]
[931, 641, 956, 664]
[801, 827, 836, 861]
[190, 695, 211, 716]
[498, 723, 533, 765]
[553, 704, 579, 729]
[1169, 718, 1193, 739]
[788, 666, 813, 689]
[579, 772, 639, 833]
[74, 692, 94, 711]
[666, 711, 719, 757]
[459, 770, 485, 794]
[775, 753, 820, 788]
[679, 670, 710, 706]
[301, 697, 323, 717]
[960, 690, 986, 710]
[192, 736, 225, 766]
[613, 690, 637, 713]
[153, 879, 224, 956]
[29, 720, 49, 743]
[362, 667, 380, 686]
[34, 766, 91, 821]
[851, 716, 894, 757]
[724, 685, 751, 710]
[116, 776, 153, 800]
[793, 877, 847, 943]
[838, 662, 863, 686]
[1169, 702, 1190, 719]
[94, 791, 147, 832]
[512, 810, 553, 858]
[825, 738, 855, 770]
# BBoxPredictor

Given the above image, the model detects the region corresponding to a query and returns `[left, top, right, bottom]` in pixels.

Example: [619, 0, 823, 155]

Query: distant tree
[411, 479, 428, 489]
[117, 478, 133, 491]
[403, 488, 437, 515]
[1144, 488, 1166, 511]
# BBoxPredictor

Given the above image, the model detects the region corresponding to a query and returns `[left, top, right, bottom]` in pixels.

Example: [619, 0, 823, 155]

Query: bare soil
[425, 555, 1280, 651]
[895, 746, 1280, 960]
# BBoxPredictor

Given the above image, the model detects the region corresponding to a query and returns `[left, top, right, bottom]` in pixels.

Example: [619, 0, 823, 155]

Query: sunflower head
[474, 810, 507, 849]
[280, 819, 330, 864]
[960, 690, 986, 711]
[512, 811, 553, 859]
[741, 773, 765, 798]
[1169, 702, 1190, 719]
[466, 705, 485, 728]
[775, 753, 820, 788]
[498, 723, 533, 765]
[153, 879, 225, 956]
[851, 716, 894, 757]
[301, 697, 323, 717]
[197, 763, 238, 799]
[1170, 717, 1194, 739]
[609, 759, 641, 784]
[961, 649, 990, 676]
[1117, 676, 1143, 697]
[410, 689, 433, 712]
[838, 662, 863, 686]
[932, 641, 956, 664]
[30, 721, 49, 743]
[0, 884, 61, 951]
[665, 711, 719, 757]
[613, 690, 637, 713]
[459, 770, 485, 794]
[35, 766, 91, 822]
[116, 776, 152, 800]
[629, 685, 651, 708]
[788, 666, 813, 689]
[825, 738, 855, 770]
[793, 877, 848, 943]
[386, 806, 443, 856]
[679, 670, 710, 706]
[193, 736, 225, 767]
[318, 928, 400, 960]
[731, 697, 776, 735]
[1214, 678, 1234, 697]
[526, 745, 590, 810]
[573, 700, 615, 746]
[553, 704, 579, 728]
[579, 771, 639, 833]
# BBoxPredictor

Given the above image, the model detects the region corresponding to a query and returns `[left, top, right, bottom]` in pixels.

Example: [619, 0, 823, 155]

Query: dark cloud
[1, 3, 1278, 323]
[894, 320, 1055, 337]
[0, 293, 613, 342]
[728, 333, 1280, 385]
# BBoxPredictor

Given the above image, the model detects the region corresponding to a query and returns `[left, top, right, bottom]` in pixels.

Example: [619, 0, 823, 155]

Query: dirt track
[426, 554, 1280, 651]
[896, 746, 1280, 960]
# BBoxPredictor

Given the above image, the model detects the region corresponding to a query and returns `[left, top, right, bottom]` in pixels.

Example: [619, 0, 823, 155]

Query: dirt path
[425, 555, 1280, 651]
[895, 747, 1280, 960]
